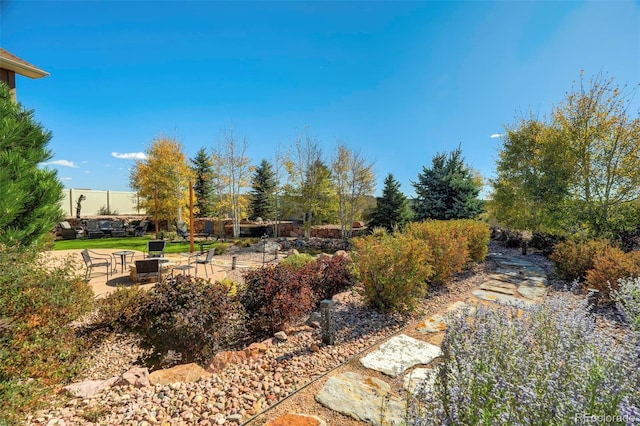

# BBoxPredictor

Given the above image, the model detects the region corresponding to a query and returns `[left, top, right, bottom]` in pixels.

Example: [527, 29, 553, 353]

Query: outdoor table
[113, 250, 135, 273]
[172, 264, 195, 277]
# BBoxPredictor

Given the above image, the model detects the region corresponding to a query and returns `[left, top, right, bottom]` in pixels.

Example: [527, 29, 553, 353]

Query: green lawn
[53, 236, 224, 254]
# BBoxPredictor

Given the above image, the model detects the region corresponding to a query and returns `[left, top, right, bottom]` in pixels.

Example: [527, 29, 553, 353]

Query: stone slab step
[479, 280, 517, 295]
[359, 334, 442, 377]
[471, 289, 535, 309]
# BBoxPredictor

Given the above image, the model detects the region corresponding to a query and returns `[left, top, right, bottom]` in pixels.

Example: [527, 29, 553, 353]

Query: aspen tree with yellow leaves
[130, 135, 194, 230]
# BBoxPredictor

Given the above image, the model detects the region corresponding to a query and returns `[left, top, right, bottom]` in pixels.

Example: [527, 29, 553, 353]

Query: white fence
[60, 188, 141, 217]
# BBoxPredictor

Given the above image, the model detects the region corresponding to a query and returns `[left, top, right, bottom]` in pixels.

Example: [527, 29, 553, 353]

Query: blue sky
[2, 1, 638, 197]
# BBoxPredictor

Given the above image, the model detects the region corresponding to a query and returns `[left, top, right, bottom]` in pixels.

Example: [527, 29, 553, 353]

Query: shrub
[301, 255, 355, 301]
[0, 245, 94, 423]
[114, 276, 246, 368]
[613, 276, 640, 333]
[352, 233, 433, 312]
[241, 264, 316, 333]
[448, 219, 490, 263]
[96, 285, 150, 331]
[405, 221, 468, 287]
[280, 253, 315, 271]
[409, 297, 640, 425]
[585, 247, 640, 299]
[550, 239, 611, 281]
[529, 231, 566, 256]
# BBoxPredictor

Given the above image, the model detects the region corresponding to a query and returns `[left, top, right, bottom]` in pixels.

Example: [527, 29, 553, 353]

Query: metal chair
[145, 240, 166, 258]
[81, 249, 112, 281]
[189, 249, 216, 277]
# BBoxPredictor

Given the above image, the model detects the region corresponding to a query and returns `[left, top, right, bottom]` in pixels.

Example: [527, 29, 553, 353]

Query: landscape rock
[416, 313, 447, 333]
[265, 413, 326, 426]
[315, 372, 404, 426]
[149, 363, 208, 385]
[112, 367, 150, 388]
[206, 350, 248, 373]
[479, 280, 517, 295]
[360, 334, 442, 376]
[63, 378, 116, 398]
[517, 285, 547, 300]
[274, 331, 288, 341]
[472, 289, 535, 309]
[403, 367, 437, 395]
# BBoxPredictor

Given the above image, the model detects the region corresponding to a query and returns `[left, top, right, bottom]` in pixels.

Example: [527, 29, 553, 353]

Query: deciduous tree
[0, 82, 64, 247]
[331, 144, 375, 238]
[130, 135, 194, 229]
[213, 127, 252, 238]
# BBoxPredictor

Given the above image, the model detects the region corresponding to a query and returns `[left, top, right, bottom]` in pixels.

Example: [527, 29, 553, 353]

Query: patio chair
[134, 259, 160, 282]
[81, 249, 112, 281]
[111, 220, 127, 238]
[177, 221, 189, 240]
[85, 221, 104, 238]
[133, 220, 149, 237]
[189, 248, 216, 277]
[145, 240, 166, 258]
[56, 221, 82, 240]
[199, 220, 215, 240]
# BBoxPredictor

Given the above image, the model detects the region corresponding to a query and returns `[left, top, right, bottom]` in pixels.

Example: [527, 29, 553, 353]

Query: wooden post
[189, 181, 194, 253]
[154, 186, 159, 239]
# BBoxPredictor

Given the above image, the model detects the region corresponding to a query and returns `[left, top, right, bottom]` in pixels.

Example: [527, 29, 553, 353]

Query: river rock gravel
[26, 244, 499, 426]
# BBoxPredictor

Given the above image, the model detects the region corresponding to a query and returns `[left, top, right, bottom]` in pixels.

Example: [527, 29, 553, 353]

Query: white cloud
[42, 159, 79, 168]
[490, 133, 503, 139]
[112, 152, 147, 160]
[60, 177, 72, 181]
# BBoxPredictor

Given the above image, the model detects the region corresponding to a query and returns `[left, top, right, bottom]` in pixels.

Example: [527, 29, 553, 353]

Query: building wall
[61, 188, 141, 217]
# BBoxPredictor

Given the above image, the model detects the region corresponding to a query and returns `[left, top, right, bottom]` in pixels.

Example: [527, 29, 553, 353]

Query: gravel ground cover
[26, 241, 617, 426]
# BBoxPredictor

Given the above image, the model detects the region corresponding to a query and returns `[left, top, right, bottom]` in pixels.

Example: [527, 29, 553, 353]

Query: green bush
[112, 276, 246, 368]
[280, 253, 315, 271]
[0, 245, 94, 423]
[97, 285, 150, 331]
[405, 221, 468, 287]
[352, 233, 433, 312]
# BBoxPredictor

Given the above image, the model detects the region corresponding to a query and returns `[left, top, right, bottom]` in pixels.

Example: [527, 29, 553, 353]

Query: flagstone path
[255, 253, 549, 425]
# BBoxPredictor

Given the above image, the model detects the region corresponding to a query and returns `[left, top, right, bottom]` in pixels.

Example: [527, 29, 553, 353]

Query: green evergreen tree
[0, 82, 64, 247]
[248, 159, 277, 220]
[368, 173, 413, 232]
[190, 147, 217, 217]
[412, 147, 484, 221]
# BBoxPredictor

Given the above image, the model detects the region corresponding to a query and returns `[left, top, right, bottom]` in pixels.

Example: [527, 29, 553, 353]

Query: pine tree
[248, 159, 277, 220]
[368, 173, 412, 232]
[412, 147, 484, 221]
[0, 82, 64, 247]
[191, 147, 217, 218]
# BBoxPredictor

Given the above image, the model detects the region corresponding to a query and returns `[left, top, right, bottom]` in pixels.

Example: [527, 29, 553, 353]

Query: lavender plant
[407, 297, 640, 425]
[613, 276, 640, 333]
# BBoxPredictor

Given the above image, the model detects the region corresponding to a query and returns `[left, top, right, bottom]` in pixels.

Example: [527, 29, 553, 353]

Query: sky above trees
[2, 1, 638, 196]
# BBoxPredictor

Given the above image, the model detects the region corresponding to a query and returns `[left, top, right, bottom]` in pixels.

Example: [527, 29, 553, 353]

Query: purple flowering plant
[407, 296, 640, 425]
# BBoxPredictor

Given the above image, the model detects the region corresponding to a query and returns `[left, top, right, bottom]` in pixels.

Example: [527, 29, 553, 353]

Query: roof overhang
[0, 50, 49, 79]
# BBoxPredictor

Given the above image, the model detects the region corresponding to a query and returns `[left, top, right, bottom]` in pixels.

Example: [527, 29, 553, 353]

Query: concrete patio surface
[45, 249, 229, 298]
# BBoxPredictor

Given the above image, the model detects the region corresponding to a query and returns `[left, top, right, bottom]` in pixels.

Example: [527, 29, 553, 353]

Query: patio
[45, 249, 229, 298]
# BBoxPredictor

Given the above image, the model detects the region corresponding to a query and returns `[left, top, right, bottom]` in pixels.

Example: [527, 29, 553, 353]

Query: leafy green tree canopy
[412, 147, 484, 221]
[0, 82, 64, 247]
